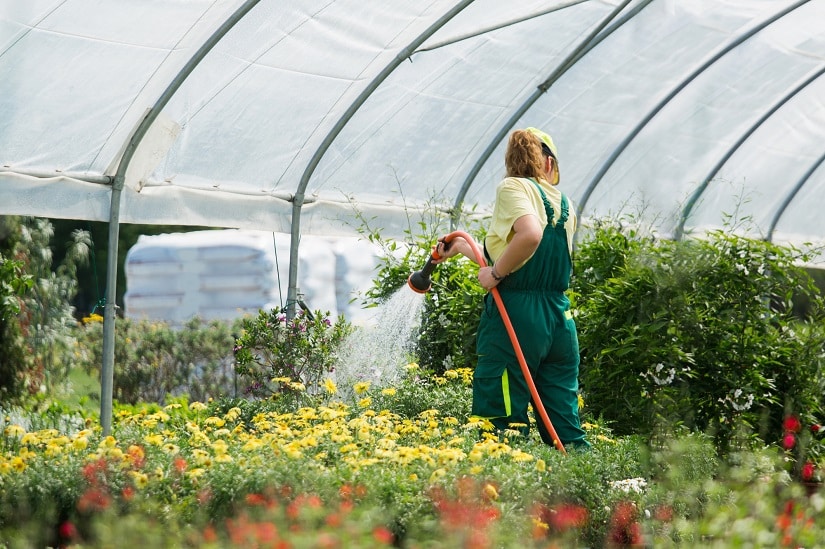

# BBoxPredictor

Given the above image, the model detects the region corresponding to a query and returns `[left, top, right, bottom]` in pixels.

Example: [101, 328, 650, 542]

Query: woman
[434, 127, 588, 449]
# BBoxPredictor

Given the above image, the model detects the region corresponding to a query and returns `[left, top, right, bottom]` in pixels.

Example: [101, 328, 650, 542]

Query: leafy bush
[74, 315, 244, 404]
[233, 308, 352, 408]
[572, 219, 825, 451]
[0, 249, 34, 403]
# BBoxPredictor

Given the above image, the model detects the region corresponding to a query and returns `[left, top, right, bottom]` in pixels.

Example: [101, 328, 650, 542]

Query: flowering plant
[233, 307, 352, 406]
[780, 415, 825, 484]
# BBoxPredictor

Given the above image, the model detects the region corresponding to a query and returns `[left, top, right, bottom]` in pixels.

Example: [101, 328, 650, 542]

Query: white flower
[610, 477, 648, 494]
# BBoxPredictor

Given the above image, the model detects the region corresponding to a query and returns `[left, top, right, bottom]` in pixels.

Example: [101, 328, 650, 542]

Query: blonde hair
[505, 130, 547, 181]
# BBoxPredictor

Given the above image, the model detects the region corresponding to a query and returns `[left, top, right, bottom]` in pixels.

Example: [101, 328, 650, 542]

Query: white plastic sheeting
[3, 0, 825, 257]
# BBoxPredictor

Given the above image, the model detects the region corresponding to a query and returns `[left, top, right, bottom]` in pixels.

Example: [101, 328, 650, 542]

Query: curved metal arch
[100, 0, 265, 434]
[414, 0, 590, 54]
[286, 0, 476, 318]
[575, 0, 810, 231]
[449, 0, 651, 228]
[676, 65, 825, 240]
[766, 147, 825, 242]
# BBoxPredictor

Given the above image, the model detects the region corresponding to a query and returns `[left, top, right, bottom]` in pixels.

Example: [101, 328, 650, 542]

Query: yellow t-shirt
[484, 176, 577, 271]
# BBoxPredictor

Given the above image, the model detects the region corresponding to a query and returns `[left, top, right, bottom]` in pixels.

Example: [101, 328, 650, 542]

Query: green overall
[473, 179, 588, 448]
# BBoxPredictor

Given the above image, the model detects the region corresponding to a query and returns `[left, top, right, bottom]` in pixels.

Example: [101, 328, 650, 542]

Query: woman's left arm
[478, 214, 542, 290]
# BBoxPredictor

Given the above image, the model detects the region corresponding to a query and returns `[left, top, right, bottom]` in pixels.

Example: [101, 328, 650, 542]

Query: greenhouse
[2, 0, 825, 547]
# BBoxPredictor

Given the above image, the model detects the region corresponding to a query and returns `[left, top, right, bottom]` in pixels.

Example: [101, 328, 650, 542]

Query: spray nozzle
[407, 240, 450, 294]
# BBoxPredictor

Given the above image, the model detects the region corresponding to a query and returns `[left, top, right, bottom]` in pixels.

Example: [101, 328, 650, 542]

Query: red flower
[548, 503, 589, 532]
[173, 456, 187, 474]
[801, 461, 816, 482]
[783, 416, 801, 433]
[654, 504, 674, 522]
[245, 493, 268, 506]
[373, 526, 394, 545]
[782, 433, 796, 451]
[77, 488, 111, 513]
[607, 501, 644, 547]
[58, 521, 77, 540]
[811, 424, 822, 434]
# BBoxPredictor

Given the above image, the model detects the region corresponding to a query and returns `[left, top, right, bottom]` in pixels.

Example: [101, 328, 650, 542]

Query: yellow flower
[511, 449, 534, 462]
[224, 407, 242, 422]
[242, 439, 263, 452]
[405, 363, 419, 371]
[444, 370, 459, 379]
[4, 425, 25, 438]
[162, 443, 180, 455]
[187, 468, 206, 479]
[429, 468, 446, 483]
[482, 482, 499, 501]
[323, 378, 337, 395]
[358, 397, 372, 408]
[99, 435, 117, 449]
[144, 434, 164, 446]
[536, 459, 547, 473]
[469, 465, 484, 475]
[288, 382, 306, 392]
[129, 471, 149, 489]
[578, 394, 585, 410]
[204, 416, 226, 427]
[11, 456, 26, 473]
[21, 433, 39, 446]
[381, 388, 397, 396]
[353, 382, 371, 395]
[339, 443, 359, 454]
[211, 440, 229, 455]
[82, 313, 104, 324]
[189, 402, 208, 412]
[0, 460, 11, 474]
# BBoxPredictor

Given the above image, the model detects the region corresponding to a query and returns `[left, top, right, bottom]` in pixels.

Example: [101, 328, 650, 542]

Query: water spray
[408, 230, 567, 454]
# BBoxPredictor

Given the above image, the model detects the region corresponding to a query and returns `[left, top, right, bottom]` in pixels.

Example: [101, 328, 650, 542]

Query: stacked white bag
[124, 229, 381, 325]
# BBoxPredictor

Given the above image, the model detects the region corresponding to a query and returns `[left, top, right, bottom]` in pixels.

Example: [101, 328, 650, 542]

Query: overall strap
[558, 194, 569, 228]
[528, 178, 555, 226]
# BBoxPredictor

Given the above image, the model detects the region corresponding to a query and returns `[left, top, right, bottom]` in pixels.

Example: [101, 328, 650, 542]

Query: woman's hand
[477, 266, 502, 291]
[432, 236, 471, 264]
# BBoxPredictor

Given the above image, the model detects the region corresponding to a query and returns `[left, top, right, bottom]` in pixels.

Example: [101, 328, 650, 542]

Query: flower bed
[1, 368, 823, 548]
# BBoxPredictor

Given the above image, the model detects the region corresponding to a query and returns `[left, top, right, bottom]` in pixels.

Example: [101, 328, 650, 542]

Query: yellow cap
[526, 127, 560, 184]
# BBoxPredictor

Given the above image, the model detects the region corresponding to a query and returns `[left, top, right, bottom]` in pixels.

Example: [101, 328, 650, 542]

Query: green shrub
[74, 315, 244, 404]
[572, 219, 825, 451]
[233, 308, 352, 408]
[0, 250, 34, 403]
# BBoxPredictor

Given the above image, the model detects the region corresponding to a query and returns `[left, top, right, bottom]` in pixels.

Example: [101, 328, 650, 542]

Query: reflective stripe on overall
[473, 179, 588, 447]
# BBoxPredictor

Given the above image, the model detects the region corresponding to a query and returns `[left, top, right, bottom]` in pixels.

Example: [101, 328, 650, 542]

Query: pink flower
[782, 433, 796, 450]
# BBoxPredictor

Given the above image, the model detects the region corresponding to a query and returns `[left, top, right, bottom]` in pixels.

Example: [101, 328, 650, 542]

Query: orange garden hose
[425, 230, 567, 455]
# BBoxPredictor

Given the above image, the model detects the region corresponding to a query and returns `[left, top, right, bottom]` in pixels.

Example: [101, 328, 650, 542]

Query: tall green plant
[233, 308, 352, 408]
[572, 219, 825, 451]
[0, 247, 35, 402]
